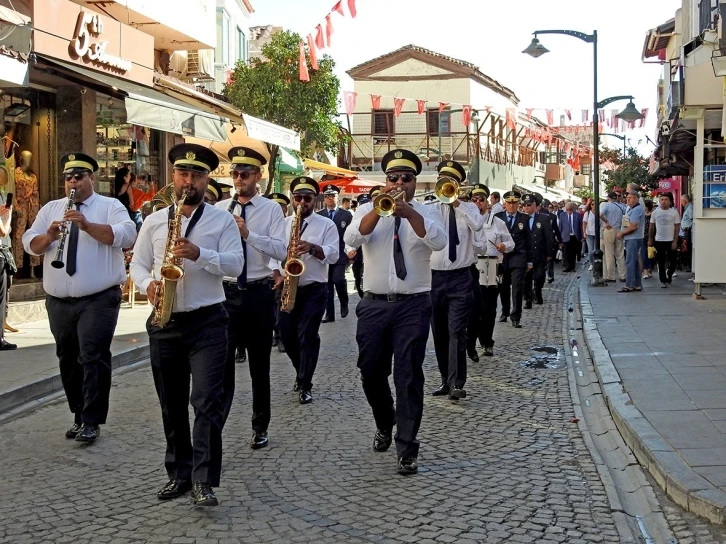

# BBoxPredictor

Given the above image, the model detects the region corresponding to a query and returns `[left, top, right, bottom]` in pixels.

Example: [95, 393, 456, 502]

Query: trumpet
[419, 177, 470, 204]
[51, 189, 76, 269]
[373, 189, 406, 217]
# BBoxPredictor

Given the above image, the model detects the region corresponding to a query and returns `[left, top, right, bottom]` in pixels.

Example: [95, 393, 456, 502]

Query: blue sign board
[704, 165, 726, 209]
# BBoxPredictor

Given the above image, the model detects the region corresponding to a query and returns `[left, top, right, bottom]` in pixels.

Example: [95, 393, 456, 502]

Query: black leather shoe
[535, 294, 544, 305]
[293, 381, 300, 392]
[499, 315, 508, 323]
[0, 339, 16, 350]
[511, 320, 522, 329]
[432, 383, 450, 396]
[65, 422, 82, 439]
[449, 387, 467, 400]
[341, 304, 349, 318]
[397, 457, 418, 475]
[299, 390, 313, 404]
[75, 424, 99, 442]
[483, 347, 494, 357]
[191, 482, 218, 507]
[271, 338, 279, 348]
[322, 316, 335, 323]
[373, 428, 392, 452]
[157, 479, 192, 500]
[277, 343, 286, 353]
[251, 431, 268, 449]
[547, 277, 554, 283]
[524, 301, 532, 309]
[235, 350, 246, 364]
[467, 346, 479, 362]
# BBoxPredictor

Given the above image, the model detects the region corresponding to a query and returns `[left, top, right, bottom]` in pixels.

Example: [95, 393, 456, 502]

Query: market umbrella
[318, 177, 384, 195]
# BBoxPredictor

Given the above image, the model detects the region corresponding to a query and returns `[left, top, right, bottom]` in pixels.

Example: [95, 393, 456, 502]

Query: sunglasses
[64, 173, 87, 182]
[293, 194, 314, 203]
[231, 170, 256, 180]
[471, 196, 486, 202]
[386, 173, 415, 183]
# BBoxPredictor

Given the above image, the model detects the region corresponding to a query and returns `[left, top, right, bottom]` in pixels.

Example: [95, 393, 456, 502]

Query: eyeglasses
[64, 172, 87, 182]
[386, 173, 415, 183]
[293, 194, 314, 203]
[471, 196, 486, 202]
[231, 170, 255, 180]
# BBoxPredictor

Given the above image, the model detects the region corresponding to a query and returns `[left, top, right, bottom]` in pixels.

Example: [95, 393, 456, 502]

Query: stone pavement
[0, 272, 627, 544]
[581, 268, 726, 524]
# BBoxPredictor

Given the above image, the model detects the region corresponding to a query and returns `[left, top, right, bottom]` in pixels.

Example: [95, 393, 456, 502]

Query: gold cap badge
[68, 154, 75, 161]
[447, 161, 453, 167]
[237, 149, 246, 156]
[394, 151, 403, 158]
[186, 151, 196, 160]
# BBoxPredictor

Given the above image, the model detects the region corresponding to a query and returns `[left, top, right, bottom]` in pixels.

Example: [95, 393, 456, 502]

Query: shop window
[216, 8, 230, 65]
[236, 26, 247, 64]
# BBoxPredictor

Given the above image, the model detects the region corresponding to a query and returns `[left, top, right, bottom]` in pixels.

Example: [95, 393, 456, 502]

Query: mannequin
[14, 150, 40, 275]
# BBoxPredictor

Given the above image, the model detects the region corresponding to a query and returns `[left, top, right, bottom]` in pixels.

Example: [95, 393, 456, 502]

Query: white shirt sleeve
[195, 213, 244, 277]
[22, 203, 53, 257]
[129, 217, 156, 293]
[246, 203, 288, 261]
[109, 199, 138, 248]
[320, 220, 340, 264]
[458, 201, 485, 231]
[343, 204, 373, 248]
[418, 204, 448, 251]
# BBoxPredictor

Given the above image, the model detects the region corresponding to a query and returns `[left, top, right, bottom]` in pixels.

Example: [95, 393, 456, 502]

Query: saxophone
[280, 204, 306, 313]
[151, 190, 188, 327]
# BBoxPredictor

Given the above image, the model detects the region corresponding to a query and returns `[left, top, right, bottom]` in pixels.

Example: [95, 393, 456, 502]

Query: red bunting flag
[526, 108, 533, 120]
[416, 99, 426, 115]
[315, 25, 325, 49]
[393, 97, 406, 117]
[439, 102, 449, 113]
[582, 110, 589, 122]
[462, 104, 472, 127]
[343, 91, 357, 116]
[307, 34, 318, 70]
[505, 108, 516, 130]
[298, 42, 309, 82]
[598, 109, 605, 123]
[332, 1, 345, 15]
[638, 108, 649, 128]
[325, 14, 334, 47]
[485, 106, 492, 113]
[348, 0, 357, 17]
[565, 109, 572, 121]
[371, 95, 381, 109]
[546, 109, 554, 125]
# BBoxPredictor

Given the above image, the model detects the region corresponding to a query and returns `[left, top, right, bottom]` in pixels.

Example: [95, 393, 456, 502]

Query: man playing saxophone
[270, 177, 339, 404]
[22, 152, 136, 443]
[130, 144, 243, 507]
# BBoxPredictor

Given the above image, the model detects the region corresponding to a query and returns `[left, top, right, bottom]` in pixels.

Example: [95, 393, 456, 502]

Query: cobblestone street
[0, 272, 713, 543]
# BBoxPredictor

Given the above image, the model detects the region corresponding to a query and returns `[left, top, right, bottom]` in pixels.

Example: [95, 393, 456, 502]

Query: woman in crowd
[582, 201, 596, 271]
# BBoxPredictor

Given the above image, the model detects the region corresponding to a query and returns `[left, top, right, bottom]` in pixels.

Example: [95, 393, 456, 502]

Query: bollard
[591, 248, 606, 287]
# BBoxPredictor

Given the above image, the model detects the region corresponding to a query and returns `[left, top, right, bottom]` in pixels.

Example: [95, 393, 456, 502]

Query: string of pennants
[298, 0, 357, 82]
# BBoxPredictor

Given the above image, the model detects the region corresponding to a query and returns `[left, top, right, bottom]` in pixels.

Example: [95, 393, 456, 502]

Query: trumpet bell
[435, 177, 459, 204]
[373, 189, 405, 217]
[285, 258, 305, 277]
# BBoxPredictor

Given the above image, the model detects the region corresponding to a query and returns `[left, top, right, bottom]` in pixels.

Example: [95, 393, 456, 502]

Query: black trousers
[279, 282, 327, 390]
[524, 262, 547, 303]
[46, 286, 121, 426]
[221, 281, 275, 431]
[681, 229, 692, 271]
[564, 238, 581, 270]
[546, 259, 555, 280]
[325, 264, 349, 318]
[352, 261, 364, 297]
[148, 303, 228, 487]
[470, 285, 499, 349]
[0, 267, 6, 343]
[499, 266, 526, 322]
[466, 264, 483, 353]
[355, 294, 432, 459]
[273, 288, 282, 344]
[431, 268, 473, 389]
[654, 241, 677, 284]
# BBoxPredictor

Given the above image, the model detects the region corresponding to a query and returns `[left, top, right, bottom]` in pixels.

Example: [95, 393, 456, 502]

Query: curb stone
[578, 277, 726, 525]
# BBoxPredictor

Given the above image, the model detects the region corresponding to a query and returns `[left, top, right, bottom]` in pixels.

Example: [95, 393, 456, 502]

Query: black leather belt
[478, 255, 499, 259]
[363, 292, 428, 303]
[223, 278, 270, 290]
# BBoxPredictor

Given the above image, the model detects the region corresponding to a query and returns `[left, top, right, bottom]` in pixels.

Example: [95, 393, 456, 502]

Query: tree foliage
[600, 146, 658, 194]
[224, 30, 341, 191]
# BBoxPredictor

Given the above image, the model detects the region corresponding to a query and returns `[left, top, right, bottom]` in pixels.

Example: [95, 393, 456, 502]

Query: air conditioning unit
[183, 50, 215, 82]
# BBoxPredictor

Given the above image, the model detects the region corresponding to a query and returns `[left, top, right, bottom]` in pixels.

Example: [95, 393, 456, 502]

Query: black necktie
[300, 220, 308, 237]
[393, 216, 407, 280]
[237, 202, 251, 289]
[66, 202, 81, 276]
[328, 209, 335, 220]
[508, 214, 515, 230]
[448, 204, 459, 262]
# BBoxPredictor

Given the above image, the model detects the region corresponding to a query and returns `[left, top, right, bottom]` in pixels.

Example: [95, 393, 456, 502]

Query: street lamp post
[523, 30, 644, 286]
[600, 133, 627, 160]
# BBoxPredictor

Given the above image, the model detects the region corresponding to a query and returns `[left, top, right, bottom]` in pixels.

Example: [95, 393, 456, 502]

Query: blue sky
[249, 0, 681, 153]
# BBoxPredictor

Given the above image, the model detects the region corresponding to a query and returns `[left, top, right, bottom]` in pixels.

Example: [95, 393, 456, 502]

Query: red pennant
[462, 105, 472, 127]
[393, 97, 406, 117]
[343, 91, 357, 116]
[565, 109, 572, 121]
[639, 108, 649, 128]
[298, 42, 309, 82]
[439, 102, 449, 113]
[307, 34, 318, 70]
[416, 99, 426, 115]
[598, 109, 605, 123]
[582, 110, 589, 123]
[526, 108, 533, 120]
[371, 95, 381, 109]
[348, 0, 357, 17]
[546, 109, 554, 125]
[315, 25, 325, 49]
[505, 108, 516, 130]
[332, 1, 345, 15]
[325, 14, 334, 47]
[485, 106, 492, 113]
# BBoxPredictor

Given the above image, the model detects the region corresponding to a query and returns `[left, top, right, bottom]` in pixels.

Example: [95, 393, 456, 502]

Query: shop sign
[71, 11, 132, 73]
[243, 114, 300, 152]
[658, 180, 672, 190]
[212, 163, 232, 178]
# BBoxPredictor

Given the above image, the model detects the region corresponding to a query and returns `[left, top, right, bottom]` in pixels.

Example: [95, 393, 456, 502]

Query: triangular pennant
[582, 110, 589, 123]
[416, 99, 426, 115]
[347, 0, 357, 17]
[462, 105, 472, 127]
[565, 109, 572, 121]
[315, 25, 325, 50]
[526, 108, 533, 120]
[505, 108, 516, 130]
[325, 14, 334, 47]
[639, 108, 649, 128]
[439, 102, 449, 113]
[298, 42, 309, 82]
[393, 97, 406, 117]
[307, 34, 318, 70]
[545, 109, 553, 125]
[332, 1, 345, 16]
[343, 91, 357, 116]
[371, 95, 381, 109]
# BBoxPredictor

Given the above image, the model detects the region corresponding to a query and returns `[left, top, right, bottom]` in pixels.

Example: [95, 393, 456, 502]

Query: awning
[303, 159, 357, 177]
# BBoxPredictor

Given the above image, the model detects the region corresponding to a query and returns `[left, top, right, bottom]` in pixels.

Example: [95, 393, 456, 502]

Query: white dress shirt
[23, 192, 137, 298]
[270, 212, 340, 286]
[430, 201, 484, 270]
[473, 212, 515, 258]
[216, 194, 286, 281]
[490, 202, 505, 216]
[344, 200, 447, 294]
[130, 203, 243, 313]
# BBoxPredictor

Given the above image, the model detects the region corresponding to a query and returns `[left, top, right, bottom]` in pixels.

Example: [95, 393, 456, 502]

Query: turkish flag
[315, 25, 325, 49]
[325, 14, 334, 47]
[598, 109, 605, 123]
[545, 109, 553, 125]
[416, 99, 426, 115]
[371, 95, 381, 109]
[582, 110, 589, 122]
[439, 102, 449, 113]
[348, 0, 357, 17]
[343, 91, 357, 115]
[526, 108, 533, 120]
[505, 108, 516, 130]
[639, 108, 649, 128]
[393, 97, 405, 117]
[332, 1, 345, 16]
[307, 34, 318, 70]
[565, 109, 572, 121]
[298, 42, 309, 82]
[462, 105, 472, 127]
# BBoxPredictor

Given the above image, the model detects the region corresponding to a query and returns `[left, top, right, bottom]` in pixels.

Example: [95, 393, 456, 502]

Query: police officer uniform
[266, 192, 291, 352]
[216, 147, 287, 450]
[130, 144, 243, 506]
[274, 177, 339, 403]
[318, 185, 353, 322]
[429, 160, 483, 400]
[23, 152, 137, 442]
[344, 149, 447, 475]
[495, 191, 533, 328]
[522, 193, 555, 307]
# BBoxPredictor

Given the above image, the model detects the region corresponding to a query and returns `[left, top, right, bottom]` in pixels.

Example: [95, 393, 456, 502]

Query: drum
[476, 256, 499, 286]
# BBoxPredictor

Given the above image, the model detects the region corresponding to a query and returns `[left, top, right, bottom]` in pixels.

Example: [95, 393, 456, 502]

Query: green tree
[600, 146, 657, 194]
[224, 30, 341, 192]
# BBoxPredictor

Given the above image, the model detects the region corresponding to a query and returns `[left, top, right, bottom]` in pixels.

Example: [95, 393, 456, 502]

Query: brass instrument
[280, 204, 306, 313]
[51, 189, 76, 269]
[142, 183, 175, 219]
[419, 177, 470, 204]
[373, 189, 406, 217]
[151, 190, 188, 328]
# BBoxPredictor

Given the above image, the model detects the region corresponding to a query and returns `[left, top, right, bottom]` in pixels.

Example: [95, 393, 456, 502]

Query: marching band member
[429, 160, 483, 401]
[319, 185, 352, 323]
[267, 192, 291, 353]
[344, 149, 447, 475]
[130, 144, 243, 506]
[273, 177, 339, 404]
[23, 152, 136, 442]
[468, 185, 514, 357]
[522, 193, 555, 308]
[203, 179, 224, 205]
[267, 192, 291, 218]
[541, 198, 562, 283]
[216, 147, 286, 450]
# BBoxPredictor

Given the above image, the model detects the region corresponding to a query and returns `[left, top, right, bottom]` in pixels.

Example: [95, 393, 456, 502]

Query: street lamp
[523, 29, 645, 286]
[600, 133, 627, 159]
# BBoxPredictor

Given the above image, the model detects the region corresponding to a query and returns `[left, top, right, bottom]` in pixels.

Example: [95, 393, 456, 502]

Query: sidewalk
[0, 303, 151, 420]
[580, 268, 726, 523]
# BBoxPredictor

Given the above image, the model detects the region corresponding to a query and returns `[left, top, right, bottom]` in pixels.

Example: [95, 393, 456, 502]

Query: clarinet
[51, 189, 76, 269]
[227, 191, 237, 213]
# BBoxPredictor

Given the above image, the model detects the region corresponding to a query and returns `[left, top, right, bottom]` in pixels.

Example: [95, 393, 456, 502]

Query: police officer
[267, 192, 291, 353]
[319, 185, 353, 322]
[274, 177, 339, 404]
[495, 191, 533, 328]
[522, 194, 555, 308]
[130, 144, 243, 506]
[344, 149, 447, 475]
[541, 198, 562, 283]
[23, 152, 137, 442]
[429, 160, 483, 400]
[217, 147, 287, 450]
